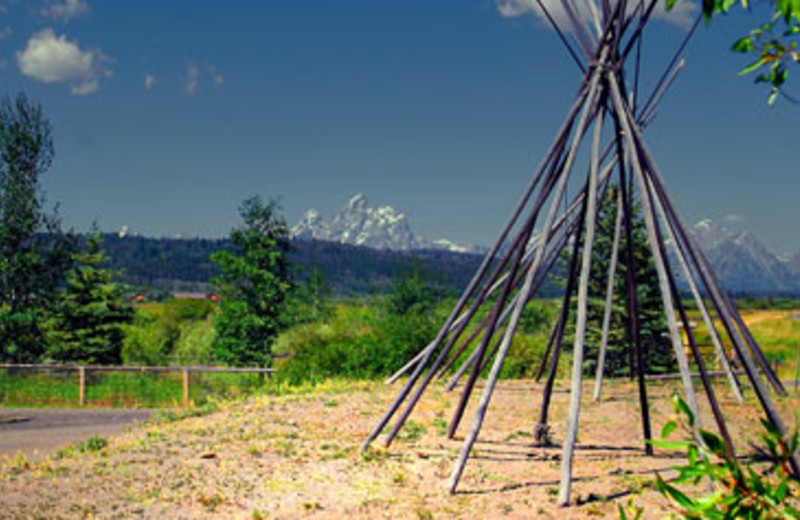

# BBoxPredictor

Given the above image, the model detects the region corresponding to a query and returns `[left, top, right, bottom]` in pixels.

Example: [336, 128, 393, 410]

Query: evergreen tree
[211, 196, 292, 367]
[568, 186, 675, 377]
[0, 93, 75, 363]
[46, 231, 134, 364]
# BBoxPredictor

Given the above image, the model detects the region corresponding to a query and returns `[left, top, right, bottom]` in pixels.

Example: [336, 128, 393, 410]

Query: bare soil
[1, 378, 797, 519]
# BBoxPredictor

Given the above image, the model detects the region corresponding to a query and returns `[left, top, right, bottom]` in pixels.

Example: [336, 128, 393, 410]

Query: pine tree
[211, 196, 292, 367]
[568, 185, 675, 377]
[46, 231, 134, 365]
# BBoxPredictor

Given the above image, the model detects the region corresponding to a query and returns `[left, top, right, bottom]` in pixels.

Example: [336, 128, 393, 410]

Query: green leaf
[672, 395, 696, 427]
[661, 421, 678, 439]
[666, 0, 678, 10]
[732, 37, 755, 52]
[650, 439, 693, 450]
[738, 56, 769, 76]
[700, 430, 727, 457]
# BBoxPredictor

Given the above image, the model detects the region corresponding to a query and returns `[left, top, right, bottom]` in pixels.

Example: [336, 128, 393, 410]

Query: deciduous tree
[211, 196, 292, 367]
[0, 93, 74, 362]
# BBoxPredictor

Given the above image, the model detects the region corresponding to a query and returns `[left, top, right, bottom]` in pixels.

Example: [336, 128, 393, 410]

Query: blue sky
[1, 0, 798, 253]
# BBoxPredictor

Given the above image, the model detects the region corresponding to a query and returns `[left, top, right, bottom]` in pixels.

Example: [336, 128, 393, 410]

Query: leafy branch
[644, 393, 800, 518]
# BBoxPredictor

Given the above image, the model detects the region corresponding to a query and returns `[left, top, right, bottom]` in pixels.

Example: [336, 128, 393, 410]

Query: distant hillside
[99, 234, 492, 297]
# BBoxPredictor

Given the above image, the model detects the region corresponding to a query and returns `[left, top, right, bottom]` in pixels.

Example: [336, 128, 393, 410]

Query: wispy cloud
[495, 0, 698, 32]
[42, 0, 91, 23]
[206, 64, 224, 86]
[184, 61, 224, 95]
[144, 73, 156, 91]
[16, 27, 111, 96]
[185, 62, 199, 94]
[723, 214, 746, 226]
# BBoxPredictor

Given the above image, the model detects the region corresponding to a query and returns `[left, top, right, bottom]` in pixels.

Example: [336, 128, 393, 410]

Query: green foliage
[55, 435, 108, 459]
[46, 231, 134, 364]
[276, 269, 444, 383]
[285, 266, 333, 326]
[669, 0, 800, 104]
[122, 299, 217, 365]
[0, 93, 75, 363]
[646, 394, 800, 518]
[211, 196, 292, 367]
[567, 188, 675, 378]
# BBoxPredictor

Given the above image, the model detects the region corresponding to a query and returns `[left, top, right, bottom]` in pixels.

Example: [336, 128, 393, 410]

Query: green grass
[0, 369, 269, 408]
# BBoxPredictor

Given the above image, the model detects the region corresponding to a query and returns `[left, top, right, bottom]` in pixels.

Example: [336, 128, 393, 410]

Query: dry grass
[1, 374, 797, 519]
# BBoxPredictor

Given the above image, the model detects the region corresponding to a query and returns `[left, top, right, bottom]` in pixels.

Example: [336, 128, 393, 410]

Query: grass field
[0, 369, 267, 408]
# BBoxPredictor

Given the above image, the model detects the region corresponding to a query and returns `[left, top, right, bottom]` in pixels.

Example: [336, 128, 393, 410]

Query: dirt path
[0, 380, 797, 519]
[0, 408, 151, 459]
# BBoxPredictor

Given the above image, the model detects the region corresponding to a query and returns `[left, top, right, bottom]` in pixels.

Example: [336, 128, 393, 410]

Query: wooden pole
[646, 173, 744, 403]
[558, 101, 603, 506]
[535, 203, 587, 440]
[621, 91, 800, 477]
[448, 58, 607, 492]
[593, 187, 623, 401]
[182, 368, 190, 408]
[608, 71, 702, 427]
[78, 367, 86, 407]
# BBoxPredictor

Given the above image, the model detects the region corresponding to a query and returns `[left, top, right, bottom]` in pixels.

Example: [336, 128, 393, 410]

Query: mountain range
[291, 193, 478, 253]
[688, 219, 800, 294]
[291, 194, 800, 295]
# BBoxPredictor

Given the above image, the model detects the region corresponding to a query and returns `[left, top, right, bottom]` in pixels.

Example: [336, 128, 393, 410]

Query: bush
[122, 299, 217, 365]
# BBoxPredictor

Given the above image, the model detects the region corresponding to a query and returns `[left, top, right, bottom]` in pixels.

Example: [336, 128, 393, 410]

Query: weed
[198, 492, 224, 512]
[433, 416, 448, 436]
[397, 420, 426, 442]
[55, 435, 108, 459]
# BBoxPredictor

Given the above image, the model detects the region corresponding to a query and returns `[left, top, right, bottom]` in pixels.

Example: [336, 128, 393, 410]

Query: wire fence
[0, 364, 274, 408]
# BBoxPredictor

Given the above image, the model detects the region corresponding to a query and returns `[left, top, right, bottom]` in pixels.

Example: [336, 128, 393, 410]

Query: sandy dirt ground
[1, 378, 798, 519]
[0, 408, 151, 460]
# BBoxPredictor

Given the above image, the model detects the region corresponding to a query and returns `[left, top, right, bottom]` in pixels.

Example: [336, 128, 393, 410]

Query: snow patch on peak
[695, 219, 714, 230]
[348, 193, 368, 209]
[291, 193, 481, 254]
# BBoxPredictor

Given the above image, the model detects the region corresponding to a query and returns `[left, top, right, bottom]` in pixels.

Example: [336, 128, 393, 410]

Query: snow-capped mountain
[689, 219, 797, 293]
[291, 193, 478, 253]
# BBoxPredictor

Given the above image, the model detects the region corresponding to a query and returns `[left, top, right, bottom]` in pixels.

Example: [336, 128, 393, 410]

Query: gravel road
[0, 408, 151, 459]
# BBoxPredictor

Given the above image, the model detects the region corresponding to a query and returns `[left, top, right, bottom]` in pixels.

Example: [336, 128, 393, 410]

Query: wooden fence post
[78, 367, 86, 406]
[182, 368, 190, 408]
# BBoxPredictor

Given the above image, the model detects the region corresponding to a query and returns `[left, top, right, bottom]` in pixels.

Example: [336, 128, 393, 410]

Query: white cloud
[185, 61, 199, 94]
[16, 28, 110, 95]
[207, 64, 224, 86]
[70, 78, 97, 95]
[42, 0, 91, 23]
[144, 73, 156, 91]
[184, 61, 224, 95]
[0, 25, 11, 40]
[495, 0, 698, 32]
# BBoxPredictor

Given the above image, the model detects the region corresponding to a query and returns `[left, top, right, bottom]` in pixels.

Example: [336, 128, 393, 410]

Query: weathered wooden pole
[608, 71, 702, 428]
[535, 203, 587, 441]
[621, 92, 800, 477]
[593, 187, 623, 401]
[78, 366, 86, 407]
[182, 368, 190, 408]
[646, 173, 744, 403]
[558, 100, 604, 506]
[447, 57, 607, 492]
